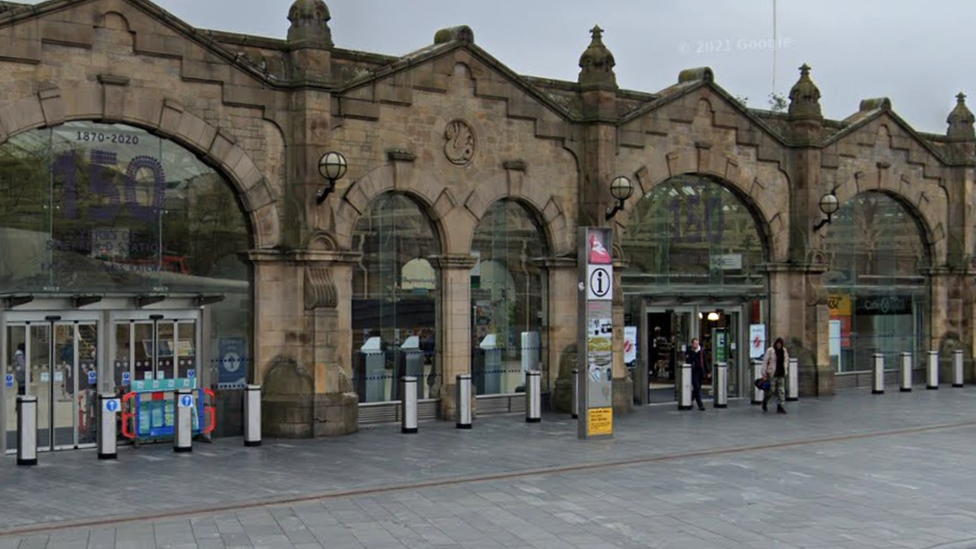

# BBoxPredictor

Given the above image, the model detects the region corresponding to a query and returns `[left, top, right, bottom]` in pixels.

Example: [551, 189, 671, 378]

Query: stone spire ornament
[947, 92, 975, 141]
[788, 64, 822, 120]
[287, 0, 333, 49]
[578, 25, 617, 90]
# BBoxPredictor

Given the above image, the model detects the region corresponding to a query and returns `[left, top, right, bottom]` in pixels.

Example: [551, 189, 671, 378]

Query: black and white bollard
[751, 360, 764, 405]
[525, 370, 541, 423]
[17, 395, 37, 467]
[900, 352, 913, 392]
[98, 393, 119, 460]
[571, 368, 579, 419]
[927, 351, 939, 390]
[786, 357, 799, 402]
[174, 389, 193, 453]
[713, 363, 728, 409]
[872, 353, 885, 395]
[244, 385, 262, 447]
[678, 363, 692, 411]
[401, 376, 418, 434]
[953, 350, 964, 388]
[456, 374, 472, 429]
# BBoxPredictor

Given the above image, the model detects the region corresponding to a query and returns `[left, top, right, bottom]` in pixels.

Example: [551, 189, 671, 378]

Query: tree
[768, 92, 788, 112]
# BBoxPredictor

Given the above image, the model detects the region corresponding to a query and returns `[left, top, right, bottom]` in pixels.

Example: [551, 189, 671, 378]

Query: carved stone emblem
[443, 120, 475, 166]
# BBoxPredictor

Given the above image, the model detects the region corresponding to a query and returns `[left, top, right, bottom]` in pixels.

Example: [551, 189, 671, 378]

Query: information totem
[577, 227, 614, 439]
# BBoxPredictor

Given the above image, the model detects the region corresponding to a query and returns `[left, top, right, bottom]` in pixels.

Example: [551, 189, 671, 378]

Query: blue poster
[217, 337, 248, 389]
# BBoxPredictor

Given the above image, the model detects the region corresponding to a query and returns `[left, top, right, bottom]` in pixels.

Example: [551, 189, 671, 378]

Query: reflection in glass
[823, 192, 929, 373]
[352, 193, 440, 403]
[470, 200, 548, 395]
[622, 175, 765, 296]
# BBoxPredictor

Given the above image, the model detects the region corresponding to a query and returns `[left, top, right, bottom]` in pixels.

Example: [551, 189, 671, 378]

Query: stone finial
[578, 25, 617, 90]
[434, 25, 474, 45]
[947, 92, 975, 141]
[287, 0, 333, 49]
[788, 63, 822, 120]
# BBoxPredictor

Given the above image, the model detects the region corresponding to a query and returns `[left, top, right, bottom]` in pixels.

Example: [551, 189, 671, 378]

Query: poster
[623, 326, 637, 365]
[829, 320, 843, 371]
[749, 324, 766, 359]
[218, 336, 248, 389]
[587, 407, 613, 436]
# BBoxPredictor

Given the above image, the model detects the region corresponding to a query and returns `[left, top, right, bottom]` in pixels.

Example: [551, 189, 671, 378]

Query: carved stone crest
[443, 120, 475, 165]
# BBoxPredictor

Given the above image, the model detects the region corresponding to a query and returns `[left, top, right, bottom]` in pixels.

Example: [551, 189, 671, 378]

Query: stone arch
[459, 173, 569, 256]
[618, 150, 785, 261]
[832, 170, 944, 265]
[0, 85, 281, 249]
[335, 162, 449, 253]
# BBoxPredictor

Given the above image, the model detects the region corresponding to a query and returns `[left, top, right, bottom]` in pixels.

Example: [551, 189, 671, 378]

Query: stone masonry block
[120, 90, 163, 129]
[37, 88, 64, 127]
[176, 111, 218, 152]
[0, 96, 45, 136]
[41, 19, 93, 48]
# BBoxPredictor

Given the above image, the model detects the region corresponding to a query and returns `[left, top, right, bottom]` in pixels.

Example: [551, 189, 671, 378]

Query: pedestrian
[14, 343, 26, 395]
[762, 337, 790, 414]
[685, 338, 709, 411]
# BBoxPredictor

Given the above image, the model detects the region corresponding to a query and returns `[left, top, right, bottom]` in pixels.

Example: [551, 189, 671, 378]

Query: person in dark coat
[685, 338, 710, 411]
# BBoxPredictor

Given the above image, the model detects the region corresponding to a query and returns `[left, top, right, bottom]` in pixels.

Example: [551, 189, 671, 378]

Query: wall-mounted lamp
[605, 176, 635, 220]
[813, 189, 840, 231]
[707, 312, 720, 321]
[315, 151, 348, 205]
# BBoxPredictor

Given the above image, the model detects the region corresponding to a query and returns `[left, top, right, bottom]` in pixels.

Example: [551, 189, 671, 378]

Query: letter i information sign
[578, 227, 614, 439]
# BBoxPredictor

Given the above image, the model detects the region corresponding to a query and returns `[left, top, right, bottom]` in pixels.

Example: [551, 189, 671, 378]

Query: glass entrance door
[4, 316, 100, 452]
[111, 312, 199, 389]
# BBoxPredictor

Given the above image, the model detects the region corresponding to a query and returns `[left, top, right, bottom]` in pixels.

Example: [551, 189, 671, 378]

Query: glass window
[823, 192, 929, 372]
[0, 121, 253, 394]
[351, 193, 440, 403]
[622, 175, 766, 297]
[470, 200, 548, 396]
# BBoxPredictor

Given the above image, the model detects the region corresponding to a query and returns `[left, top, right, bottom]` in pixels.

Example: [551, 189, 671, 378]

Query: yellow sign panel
[587, 407, 613, 436]
[829, 294, 852, 317]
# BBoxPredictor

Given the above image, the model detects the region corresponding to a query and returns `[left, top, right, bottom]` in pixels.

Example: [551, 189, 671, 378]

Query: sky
[16, 0, 974, 134]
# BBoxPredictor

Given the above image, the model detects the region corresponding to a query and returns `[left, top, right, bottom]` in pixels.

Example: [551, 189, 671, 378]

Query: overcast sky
[18, 0, 973, 134]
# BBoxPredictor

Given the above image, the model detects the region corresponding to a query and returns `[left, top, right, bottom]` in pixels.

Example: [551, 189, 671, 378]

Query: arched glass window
[0, 121, 254, 388]
[823, 191, 929, 373]
[351, 193, 440, 403]
[470, 200, 548, 395]
[622, 175, 766, 295]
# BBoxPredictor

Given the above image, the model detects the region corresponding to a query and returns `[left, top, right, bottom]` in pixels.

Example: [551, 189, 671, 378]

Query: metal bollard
[401, 376, 418, 434]
[16, 395, 37, 467]
[571, 368, 579, 419]
[751, 360, 764, 405]
[244, 385, 262, 446]
[953, 350, 964, 388]
[786, 358, 799, 402]
[900, 352, 913, 392]
[98, 393, 119, 460]
[927, 351, 939, 390]
[456, 374, 472, 429]
[174, 389, 193, 453]
[872, 353, 885, 395]
[678, 363, 692, 411]
[526, 370, 541, 423]
[713, 363, 728, 409]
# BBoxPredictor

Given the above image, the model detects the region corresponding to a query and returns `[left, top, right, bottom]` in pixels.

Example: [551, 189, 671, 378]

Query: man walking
[762, 337, 789, 414]
[685, 338, 709, 411]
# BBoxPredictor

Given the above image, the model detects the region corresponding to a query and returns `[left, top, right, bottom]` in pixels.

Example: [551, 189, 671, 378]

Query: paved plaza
[3, 388, 976, 548]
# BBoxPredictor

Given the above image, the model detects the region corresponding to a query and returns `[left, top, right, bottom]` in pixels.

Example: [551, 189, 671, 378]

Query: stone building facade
[0, 0, 973, 443]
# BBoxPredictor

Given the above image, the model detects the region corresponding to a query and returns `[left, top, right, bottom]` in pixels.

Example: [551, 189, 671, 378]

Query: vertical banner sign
[578, 227, 614, 439]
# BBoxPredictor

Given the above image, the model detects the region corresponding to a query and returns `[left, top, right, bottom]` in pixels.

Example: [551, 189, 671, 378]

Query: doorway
[4, 312, 100, 451]
[110, 310, 200, 388]
[642, 305, 743, 404]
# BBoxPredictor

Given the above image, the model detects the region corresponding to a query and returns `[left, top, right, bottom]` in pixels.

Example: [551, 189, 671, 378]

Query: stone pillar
[547, 257, 579, 413]
[429, 254, 477, 421]
[767, 263, 832, 397]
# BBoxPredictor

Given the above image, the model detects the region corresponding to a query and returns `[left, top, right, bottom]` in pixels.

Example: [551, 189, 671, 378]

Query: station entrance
[2, 304, 204, 454]
[634, 300, 756, 405]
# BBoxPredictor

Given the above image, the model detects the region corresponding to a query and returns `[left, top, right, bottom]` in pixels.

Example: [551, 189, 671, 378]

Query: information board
[578, 227, 615, 439]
